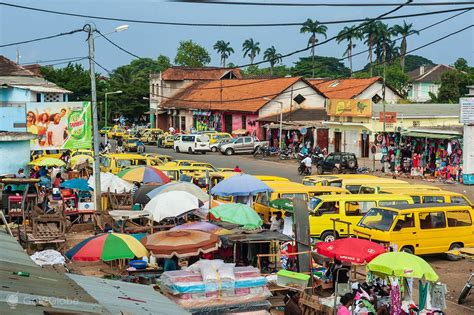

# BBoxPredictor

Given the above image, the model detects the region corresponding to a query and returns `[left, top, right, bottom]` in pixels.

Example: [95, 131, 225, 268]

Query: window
[180, 116, 186, 131]
[393, 213, 415, 231]
[345, 201, 376, 216]
[242, 115, 247, 129]
[419, 212, 446, 229]
[255, 193, 269, 206]
[346, 185, 362, 194]
[234, 138, 243, 144]
[280, 193, 307, 201]
[446, 211, 472, 227]
[411, 196, 421, 204]
[412, 121, 420, 127]
[329, 81, 340, 87]
[379, 200, 409, 206]
[385, 123, 394, 129]
[244, 137, 252, 143]
[450, 196, 469, 205]
[325, 155, 334, 163]
[316, 201, 339, 215]
[422, 196, 445, 203]
[181, 135, 195, 142]
[36, 93, 42, 102]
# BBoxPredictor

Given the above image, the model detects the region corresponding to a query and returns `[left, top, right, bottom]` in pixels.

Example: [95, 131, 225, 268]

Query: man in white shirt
[301, 155, 312, 171]
[269, 211, 283, 232]
[47, 114, 68, 147]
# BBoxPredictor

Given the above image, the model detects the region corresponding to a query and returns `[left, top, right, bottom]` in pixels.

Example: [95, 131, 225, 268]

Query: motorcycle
[298, 163, 311, 176]
[311, 153, 324, 165]
[458, 272, 473, 304]
[279, 147, 296, 160]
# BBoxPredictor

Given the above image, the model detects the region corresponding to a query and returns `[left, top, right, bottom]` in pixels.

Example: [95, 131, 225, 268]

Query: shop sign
[329, 99, 371, 117]
[379, 112, 397, 123]
[460, 97, 474, 123]
[192, 110, 211, 116]
[26, 101, 92, 151]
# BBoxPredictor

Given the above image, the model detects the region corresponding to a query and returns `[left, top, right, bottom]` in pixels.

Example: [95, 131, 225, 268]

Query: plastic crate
[276, 270, 310, 291]
[463, 174, 474, 185]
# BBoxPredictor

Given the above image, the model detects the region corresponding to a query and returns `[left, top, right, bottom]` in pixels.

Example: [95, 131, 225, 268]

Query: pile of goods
[160, 260, 270, 310]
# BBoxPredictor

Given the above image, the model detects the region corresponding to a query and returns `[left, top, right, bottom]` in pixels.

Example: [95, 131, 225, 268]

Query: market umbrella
[315, 238, 386, 264]
[70, 155, 93, 168]
[366, 252, 439, 281]
[133, 184, 162, 204]
[60, 178, 91, 191]
[65, 232, 148, 262]
[141, 230, 220, 258]
[88, 172, 133, 193]
[118, 166, 170, 184]
[28, 157, 66, 167]
[210, 173, 272, 197]
[146, 181, 208, 202]
[143, 191, 199, 222]
[170, 221, 231, 235]
[269, 198, 294, 212]
[209, 203, 263, 230]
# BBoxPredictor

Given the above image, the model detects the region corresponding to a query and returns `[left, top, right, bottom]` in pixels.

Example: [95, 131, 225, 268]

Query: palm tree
[362, 20, 381, 76]
[263, 46, 283, 76]
[300, 18, 328, 77]
[242, 38, 261, 64]
[374, 22, 394, 64]
[392, 21, 419, 71]
[336, 25, 363, 75]
[213, 40, 234, 68]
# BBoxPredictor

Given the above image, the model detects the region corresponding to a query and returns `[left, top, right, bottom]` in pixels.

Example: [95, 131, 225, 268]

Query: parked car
[124, 137, 139, 152]
[210, 138, 232, 152]
[174, 134, 210, 154]
[316, 152, 358, 174]
[99, 127, 112, 136]
[219, 136, 268, 156]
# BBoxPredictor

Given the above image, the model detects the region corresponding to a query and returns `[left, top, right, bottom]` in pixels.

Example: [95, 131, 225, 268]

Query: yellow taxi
[205, 132, 233, 144]
[165, 160, 196, 167]
[124, 138, 139, 152]
[30, 150, 62, 160]
[99, 126, 112, 136]
[154, 165, 209, 182]
[162, 135, 177, 148]
[99, 153, 160, 174]
[107, 127, 126, 139]
[144, 153, 173, 164]
[308, 194, 413, 241]
[359, 184, 441, 194]
[140, 128, 164, 144]
[381, 188, 473, 206]
[340, 178, 409, 194]
[354, 203, 474, 258]
[302, 174, 377, 187]
[189, 162, 218, 172]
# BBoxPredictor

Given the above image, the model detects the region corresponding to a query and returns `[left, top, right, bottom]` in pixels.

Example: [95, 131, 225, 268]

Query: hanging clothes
[390, 277, 402, 315]
[419, 280, 429, 310]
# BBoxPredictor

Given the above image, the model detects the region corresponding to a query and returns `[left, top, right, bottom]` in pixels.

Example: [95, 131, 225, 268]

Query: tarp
[401, 130, 462, 139]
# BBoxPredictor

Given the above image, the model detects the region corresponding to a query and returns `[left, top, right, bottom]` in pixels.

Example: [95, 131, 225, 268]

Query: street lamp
[104, 90, 123, 127]
[263, 97, 284, 150]
[85, 23, 128, 215]
[95, 24, 129, 38]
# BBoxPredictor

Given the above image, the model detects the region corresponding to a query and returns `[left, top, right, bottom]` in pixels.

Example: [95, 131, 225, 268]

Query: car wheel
[201, 151, 206, 155]
[332, 167, 341, 174]
[320, 231, 336, 242]
[175, 146, 180, 153]
[225, 148, 234, 156]
[317, 166, 323, 175]
[447, 243, 463, 261]
[348, 160, 357, 169]
[400, 246, 414, 255]
[211, 147, 217, 152]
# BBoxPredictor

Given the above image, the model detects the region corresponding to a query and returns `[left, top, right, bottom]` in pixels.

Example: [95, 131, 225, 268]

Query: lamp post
[264, 97, 284, 150]
[105, 90, 123, 127]
[85, 23, 128, 214]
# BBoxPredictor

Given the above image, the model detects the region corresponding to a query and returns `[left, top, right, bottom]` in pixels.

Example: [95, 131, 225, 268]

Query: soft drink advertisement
[26, 101, 92, 150]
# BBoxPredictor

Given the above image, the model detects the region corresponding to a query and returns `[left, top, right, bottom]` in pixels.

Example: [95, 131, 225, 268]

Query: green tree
[213, 40, 234, 67]
[174, 40, 211, 67]
[292, 56, 350, 78]
[392, 21, 419, 72]
[263, 46, 283, 76]
[336, 25, 363, 75]
[436, 70, 470, 103]
[300, 19, 328, 78]
[454, 57, 469, 72]
[242, 38, 261, 64]
[355, 63, 409, 96]
[373, 22, 395, 63]
[362, 20, 381, 76]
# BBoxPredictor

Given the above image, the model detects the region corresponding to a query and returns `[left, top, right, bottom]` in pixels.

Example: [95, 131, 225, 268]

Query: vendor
[326, 259, 349, 291]
[337, 293, 354, 315]
[269, 211, 283, 232]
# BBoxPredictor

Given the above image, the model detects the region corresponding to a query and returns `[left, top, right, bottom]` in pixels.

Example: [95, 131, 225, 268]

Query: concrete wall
[0, 86, 35, 103]
[408, 82, 439, 102]
[358, 82, 400, 104]
[0, 140, 30, 175]
[0, 106, 26, 132]
[258, 81, 325, 118]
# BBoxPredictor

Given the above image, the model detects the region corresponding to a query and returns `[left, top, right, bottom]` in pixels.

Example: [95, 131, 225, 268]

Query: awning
[11, 85, 72, 93]
[401, 130, 462, 139]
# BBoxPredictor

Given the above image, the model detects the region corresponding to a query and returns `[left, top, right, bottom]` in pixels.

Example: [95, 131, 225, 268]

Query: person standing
[116, 136, 124, 153]
[16, 168, 26, 178]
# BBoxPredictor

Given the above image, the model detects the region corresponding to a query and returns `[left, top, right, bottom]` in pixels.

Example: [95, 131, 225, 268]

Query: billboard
[460, 97, 474, 124]
[379, 112, 397, 123]
[328, 99, 371, 117]
[26, 101, 92, 150]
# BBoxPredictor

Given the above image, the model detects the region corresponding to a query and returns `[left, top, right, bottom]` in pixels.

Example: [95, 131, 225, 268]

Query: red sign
[379, 112, 397, 123]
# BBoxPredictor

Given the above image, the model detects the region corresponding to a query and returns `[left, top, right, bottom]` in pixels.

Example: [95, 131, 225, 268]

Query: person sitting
[233, 165, 242, 172]
[16, 168, 26, 178]
[52, 173, 63, 188]
[269, 211, 283, 232]
[301, 155, 312, 172]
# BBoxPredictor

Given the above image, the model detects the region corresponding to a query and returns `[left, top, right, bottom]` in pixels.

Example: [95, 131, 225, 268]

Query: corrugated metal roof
[0, 76, 71, 93]
[372, 103, 460, 117]
[68, 274, 190, 315]
[11, 85, 71, 94]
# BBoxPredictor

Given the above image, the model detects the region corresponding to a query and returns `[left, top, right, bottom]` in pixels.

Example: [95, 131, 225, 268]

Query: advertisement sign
[26, 101, 92, 150]
[328, 99, 371, 117]
[460, 97, 474, 123]
[379, 112, 397, 123]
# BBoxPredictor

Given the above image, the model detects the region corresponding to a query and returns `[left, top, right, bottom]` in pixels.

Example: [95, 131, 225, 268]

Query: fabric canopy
[210, 173, 272, 197]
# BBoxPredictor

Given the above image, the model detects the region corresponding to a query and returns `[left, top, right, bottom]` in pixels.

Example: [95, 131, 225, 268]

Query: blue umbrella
[60, 178, 91, 191]
[210, 173, 272, 197]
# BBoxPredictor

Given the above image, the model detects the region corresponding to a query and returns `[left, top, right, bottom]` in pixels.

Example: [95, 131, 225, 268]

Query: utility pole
[382, 47, 387, 134]
[85, 24, 102, 214]
[16, 48, 20, 64]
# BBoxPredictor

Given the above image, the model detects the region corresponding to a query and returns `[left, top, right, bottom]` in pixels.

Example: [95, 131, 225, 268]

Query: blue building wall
[0, 106, 26, 132]
[0, 86, 34, 103]
[0, 140, 30, 175]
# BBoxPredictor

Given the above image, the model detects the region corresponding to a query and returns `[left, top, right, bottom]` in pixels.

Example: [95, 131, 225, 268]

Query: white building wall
[258, 81, 326, 118]
[357, 82, 400, 104]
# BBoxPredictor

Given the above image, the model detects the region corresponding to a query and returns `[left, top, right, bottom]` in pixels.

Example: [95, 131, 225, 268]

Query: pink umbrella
[170, 221, 230, 235]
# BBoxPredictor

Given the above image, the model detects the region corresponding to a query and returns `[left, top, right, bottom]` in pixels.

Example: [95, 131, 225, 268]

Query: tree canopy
[174, 40, 211, 67]
[292, 56, 350, 78]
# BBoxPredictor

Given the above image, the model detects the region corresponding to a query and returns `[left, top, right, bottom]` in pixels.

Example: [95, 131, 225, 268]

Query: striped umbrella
[65, 232, 148, 262]
[118, 166, 170, 184]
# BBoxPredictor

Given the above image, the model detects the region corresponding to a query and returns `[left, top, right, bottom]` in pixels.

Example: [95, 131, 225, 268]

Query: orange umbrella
[141, 230, 221, 258]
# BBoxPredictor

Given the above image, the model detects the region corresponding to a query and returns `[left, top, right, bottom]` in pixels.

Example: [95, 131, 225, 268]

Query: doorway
[360, 133, 369, 158]
[334, 132, 342, 152]
[224, 114, 233, 133]
[316, 129, 329, 151]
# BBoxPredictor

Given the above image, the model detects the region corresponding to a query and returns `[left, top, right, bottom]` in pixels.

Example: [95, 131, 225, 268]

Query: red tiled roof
[161, 66, 242, 81]
[0, 56, 35, 76]
[161, 77, 320, 113]
[309, 77, 381, 99]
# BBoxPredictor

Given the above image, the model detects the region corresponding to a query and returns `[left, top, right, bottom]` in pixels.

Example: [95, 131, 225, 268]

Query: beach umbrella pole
[207, 170, 213, 211]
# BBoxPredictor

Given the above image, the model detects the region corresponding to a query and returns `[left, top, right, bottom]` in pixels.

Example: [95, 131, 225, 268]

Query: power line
[0, 28, 83, 48]
[172, 1, 474, 7]
[0, 2, 472, 27]
[143, 24, 474, 104]
[21, 56, 87, 65]
[43, 57, 89, 67]
[96, 30, 142, 60]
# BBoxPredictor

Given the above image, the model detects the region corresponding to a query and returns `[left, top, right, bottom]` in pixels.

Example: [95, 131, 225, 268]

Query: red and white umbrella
[315, 238, 386, 264]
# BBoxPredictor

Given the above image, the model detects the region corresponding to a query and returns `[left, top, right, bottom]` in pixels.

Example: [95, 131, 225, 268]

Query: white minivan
[174, 134, 210, 154]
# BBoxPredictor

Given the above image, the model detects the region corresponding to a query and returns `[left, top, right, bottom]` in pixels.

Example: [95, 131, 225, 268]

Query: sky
[0, 0, 473, 74]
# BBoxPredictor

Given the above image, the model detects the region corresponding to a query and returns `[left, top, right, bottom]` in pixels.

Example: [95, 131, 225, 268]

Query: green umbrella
[366, 252, 439, 282]
[269, 198, 294, 212]
[210, 203, 263, 230]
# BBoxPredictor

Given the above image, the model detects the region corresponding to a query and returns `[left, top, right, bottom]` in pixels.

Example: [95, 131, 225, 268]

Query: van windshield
[358, 208, 397, 231]
[309, 197, 322, 210]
